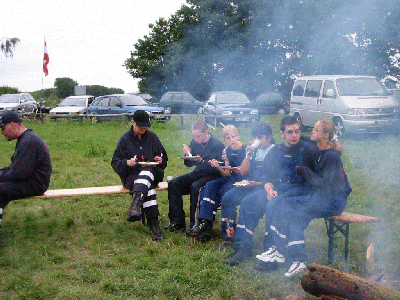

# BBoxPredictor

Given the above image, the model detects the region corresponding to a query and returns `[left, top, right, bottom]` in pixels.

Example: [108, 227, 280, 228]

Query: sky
[0, 0, 187, 94]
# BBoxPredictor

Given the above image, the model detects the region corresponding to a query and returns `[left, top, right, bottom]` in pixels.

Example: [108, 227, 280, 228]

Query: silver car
[0, 93, 37, 113]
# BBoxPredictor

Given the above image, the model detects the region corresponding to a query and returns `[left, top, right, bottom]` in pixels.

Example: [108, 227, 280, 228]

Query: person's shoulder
[210, 134, 224, 146]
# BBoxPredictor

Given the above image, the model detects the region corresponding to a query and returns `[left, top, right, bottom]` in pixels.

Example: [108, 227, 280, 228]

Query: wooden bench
[324, 212, 378, 264]
[29, 182, 168, 199]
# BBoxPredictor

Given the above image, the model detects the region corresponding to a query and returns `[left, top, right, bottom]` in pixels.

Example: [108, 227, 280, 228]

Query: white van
[290, 75, 400, 135]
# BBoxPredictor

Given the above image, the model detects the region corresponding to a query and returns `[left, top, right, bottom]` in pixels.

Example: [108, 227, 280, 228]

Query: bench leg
[325, 218, 350, 264]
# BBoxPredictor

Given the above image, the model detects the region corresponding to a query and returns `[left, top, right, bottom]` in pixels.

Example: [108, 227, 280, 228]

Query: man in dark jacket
[0, 111, 52, 226]
[165, 120, 225, 234]
[111, 110, 168, 240]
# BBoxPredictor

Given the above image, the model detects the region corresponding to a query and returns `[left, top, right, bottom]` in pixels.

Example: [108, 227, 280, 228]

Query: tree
[54, 77, 78, 99]
[1, 38, 20, 58]
[126, 0, 400, 100]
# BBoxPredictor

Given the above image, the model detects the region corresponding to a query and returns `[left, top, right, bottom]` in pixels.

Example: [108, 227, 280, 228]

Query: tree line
[125, 0, 400, 101]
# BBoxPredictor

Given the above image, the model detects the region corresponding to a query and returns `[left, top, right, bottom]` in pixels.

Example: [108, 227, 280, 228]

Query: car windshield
[336, 78, 390, 96]
[59, 97, 87, 106]
[120, 95, 148, 106]
[0, 94, 19, 103]
[216, 93, 249, 104]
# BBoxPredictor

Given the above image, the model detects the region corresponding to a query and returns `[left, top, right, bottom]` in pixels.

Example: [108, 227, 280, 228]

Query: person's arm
[0, 137, 38, 181]
[296, 153, 340, 188]
[111, 137, 137, 178]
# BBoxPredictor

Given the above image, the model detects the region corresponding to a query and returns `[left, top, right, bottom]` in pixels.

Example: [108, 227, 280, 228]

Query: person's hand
[264, 183, 278, 200]
[231, 166, 241, 173]
[267, 189, 278, 200]
[183, 144, 192, 156]
[127, 155, 137, 167]
[194, 155, 202, 162]
[154, 156, 163, 164]
[208, 159, 221, 168]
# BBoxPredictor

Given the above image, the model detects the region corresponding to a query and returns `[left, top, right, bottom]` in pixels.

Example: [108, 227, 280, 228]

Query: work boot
[127, 191, 144, 222]
[164, 223, 186, 232]
[224, 247, 252, 266]
[190, 219, 213, 239]
[148, 217, 163, 241]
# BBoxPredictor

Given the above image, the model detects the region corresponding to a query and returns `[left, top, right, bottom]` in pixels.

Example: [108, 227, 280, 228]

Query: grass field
[0, 115, 399, 299]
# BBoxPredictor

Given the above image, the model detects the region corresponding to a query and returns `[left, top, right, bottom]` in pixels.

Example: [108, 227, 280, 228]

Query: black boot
[190, 219, 213, 238]
[127, 192, 144, 222]
[148, 217, 163, 241]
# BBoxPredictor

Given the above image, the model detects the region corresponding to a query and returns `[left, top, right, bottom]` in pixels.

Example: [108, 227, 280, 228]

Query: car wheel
[333, 118, 345, 137]
[165, 106, 172, 114]
[91, 116, 99, 123]
[276, 107, 287, 116]
[197, 106, 203, 115]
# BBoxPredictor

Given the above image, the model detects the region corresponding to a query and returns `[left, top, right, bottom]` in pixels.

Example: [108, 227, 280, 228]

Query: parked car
[202, 91, 259, 125]
[134, 93, 158, 104]
[160, 92, 204, 114]
[88, 94, 169, 122]
[0, 93, 36, 113]
[290, 75, 400, 136]
[250, 92, 290, 115]
[49, 95, 95, 120]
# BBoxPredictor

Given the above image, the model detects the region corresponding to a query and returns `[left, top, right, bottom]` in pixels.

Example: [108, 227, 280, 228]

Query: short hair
[222, 125, 239, 140]
[280, 116, 298, 132]
[192, 120, 208, 132]
[251, 122, 275, 144]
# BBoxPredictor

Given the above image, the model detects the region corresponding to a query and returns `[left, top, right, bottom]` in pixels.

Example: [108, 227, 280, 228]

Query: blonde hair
[319, 119, 343, 155]
[222, 125, 239, 140]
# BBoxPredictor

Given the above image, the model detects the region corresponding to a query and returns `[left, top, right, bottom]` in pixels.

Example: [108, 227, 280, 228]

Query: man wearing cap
[0, 111, 52, 227]
[111, 110, 168, 240]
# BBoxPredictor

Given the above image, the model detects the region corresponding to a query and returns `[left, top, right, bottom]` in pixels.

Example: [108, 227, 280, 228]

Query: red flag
[43, 39, 49, 76]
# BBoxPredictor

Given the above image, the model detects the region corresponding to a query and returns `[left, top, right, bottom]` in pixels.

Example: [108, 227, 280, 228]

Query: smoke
[164, 0, 399, 100]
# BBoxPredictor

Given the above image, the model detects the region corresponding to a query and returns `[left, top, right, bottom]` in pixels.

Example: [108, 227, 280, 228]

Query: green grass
[0, 115, 399, 299]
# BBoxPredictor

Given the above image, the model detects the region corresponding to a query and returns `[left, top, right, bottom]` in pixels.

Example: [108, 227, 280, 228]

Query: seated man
[165, 120, 225, 233]
[0, 111, 52, 226]
[111, 110, 168, 240]
[225, 116, 318, 266]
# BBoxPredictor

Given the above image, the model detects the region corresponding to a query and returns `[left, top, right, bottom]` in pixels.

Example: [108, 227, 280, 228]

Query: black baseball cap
[132, 110, 151, 128]
[0, 111, 22, 128]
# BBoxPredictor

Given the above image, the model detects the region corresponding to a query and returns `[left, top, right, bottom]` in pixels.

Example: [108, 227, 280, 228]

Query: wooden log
[301, 263, 400, 300]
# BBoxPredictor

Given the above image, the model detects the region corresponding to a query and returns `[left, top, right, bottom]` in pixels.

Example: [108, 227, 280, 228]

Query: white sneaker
[256, 246, 285, 263]
[284, 261, 307, 277]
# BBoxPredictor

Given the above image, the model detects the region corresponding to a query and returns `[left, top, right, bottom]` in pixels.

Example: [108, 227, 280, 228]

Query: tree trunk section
[301, 263, 400, 300]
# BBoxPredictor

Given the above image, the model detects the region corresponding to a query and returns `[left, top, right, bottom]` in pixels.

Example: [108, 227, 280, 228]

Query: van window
[293, 80, 306, 96]
[336, 77, 389, 96]
[322, 80, 336, 98]
[305, 80, 322, 97]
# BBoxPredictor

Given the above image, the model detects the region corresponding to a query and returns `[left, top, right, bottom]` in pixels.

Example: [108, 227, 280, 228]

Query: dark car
[202, 91, 259, 125]
[160, 92, 204, 114]
[88, 94, 169, 123]
[250, 92, 290, 115]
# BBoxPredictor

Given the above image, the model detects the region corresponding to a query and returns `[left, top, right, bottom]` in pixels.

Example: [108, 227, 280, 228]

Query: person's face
[224, 132, 240, 148]
[256, 135, 270, 148]
[192, 130, 209, 144]
[132, 121, 148, 136]
[281, 123, 301, 147]
[311, 121, 327, 142]
[1, 123, 18, 141]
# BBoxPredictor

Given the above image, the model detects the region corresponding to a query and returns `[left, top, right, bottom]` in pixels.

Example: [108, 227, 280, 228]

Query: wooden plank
[30, 182, 168, 199]
[331, 212, 378, 224]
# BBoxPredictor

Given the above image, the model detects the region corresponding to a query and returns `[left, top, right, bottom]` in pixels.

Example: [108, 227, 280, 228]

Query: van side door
[320, 80, 337, 121]
[303, 80, 323, 125]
